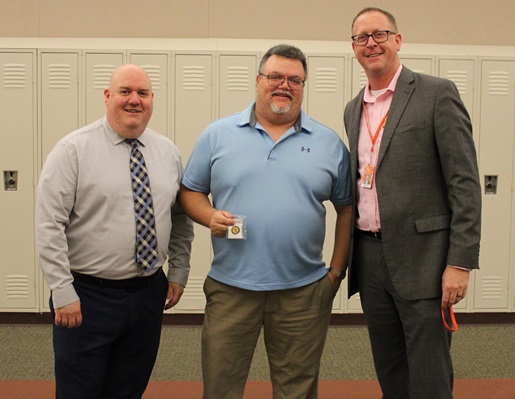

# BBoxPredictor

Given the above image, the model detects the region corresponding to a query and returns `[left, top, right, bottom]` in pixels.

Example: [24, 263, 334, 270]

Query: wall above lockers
[1, 38, 514, 314]
[1, 1, 515, 46]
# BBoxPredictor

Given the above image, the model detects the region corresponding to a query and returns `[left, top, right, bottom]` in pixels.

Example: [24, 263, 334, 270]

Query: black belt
[71, 269, 161, 291]
[356, 229, 382, 240]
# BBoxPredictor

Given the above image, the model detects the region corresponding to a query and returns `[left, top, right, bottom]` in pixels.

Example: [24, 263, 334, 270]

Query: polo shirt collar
[237, 102, 313, 135]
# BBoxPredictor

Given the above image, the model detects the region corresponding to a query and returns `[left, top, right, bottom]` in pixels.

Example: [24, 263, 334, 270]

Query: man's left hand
[327, 271, 342, 292]
[441, 265, 470, 309]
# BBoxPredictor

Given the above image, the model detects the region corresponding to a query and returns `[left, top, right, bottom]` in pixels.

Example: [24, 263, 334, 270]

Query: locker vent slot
[480, 276, 503, 299]
[141, 65, 161, 90]
[487, 71, 509, 96]
[226, 67, 250, 91]
[6, 275, 29, 299]
[3, 63, 27, 88]
[315, 68, 338, 92]
[93, 64, 116, 89]
[182, 66, 206, 91]
[446, 70, 468, 96]
[48, 64, 72, 89]
[181, 276, 205, 300]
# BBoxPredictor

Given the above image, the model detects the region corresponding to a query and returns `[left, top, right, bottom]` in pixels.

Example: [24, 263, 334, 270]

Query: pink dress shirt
[356, 65, 403, 232]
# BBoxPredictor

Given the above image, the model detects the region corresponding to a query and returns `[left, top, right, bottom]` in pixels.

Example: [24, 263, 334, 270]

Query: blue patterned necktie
[128, 139, 159, 272]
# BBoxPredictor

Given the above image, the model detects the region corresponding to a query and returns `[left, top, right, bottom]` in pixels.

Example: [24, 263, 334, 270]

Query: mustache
[271, 90, 293, 99]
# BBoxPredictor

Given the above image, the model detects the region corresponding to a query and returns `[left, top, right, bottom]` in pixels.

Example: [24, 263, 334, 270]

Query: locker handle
[484, 175, 497, 195]
[3, 171, 18, 191]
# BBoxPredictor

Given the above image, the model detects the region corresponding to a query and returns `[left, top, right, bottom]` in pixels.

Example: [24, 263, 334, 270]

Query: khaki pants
[201, 275, 336, 399]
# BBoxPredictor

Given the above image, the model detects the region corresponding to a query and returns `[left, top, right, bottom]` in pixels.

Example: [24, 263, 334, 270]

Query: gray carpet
[0, 325, 514, 381]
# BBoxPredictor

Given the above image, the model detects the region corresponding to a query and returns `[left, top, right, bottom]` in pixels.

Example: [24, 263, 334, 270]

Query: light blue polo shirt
[183, 102, 352, 291]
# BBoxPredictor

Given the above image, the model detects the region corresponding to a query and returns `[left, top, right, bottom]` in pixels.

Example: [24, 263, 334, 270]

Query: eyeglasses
[351, 30, 396, 46]
[259, 74, 305, 90]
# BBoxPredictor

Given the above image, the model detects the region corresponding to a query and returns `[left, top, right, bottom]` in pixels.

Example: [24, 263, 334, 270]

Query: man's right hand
[210, 210, 235, 237]
[54, 300, 82, 328]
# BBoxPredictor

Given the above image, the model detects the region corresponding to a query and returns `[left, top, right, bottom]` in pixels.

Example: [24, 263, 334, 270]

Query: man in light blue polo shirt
[180, 44, 352, 399]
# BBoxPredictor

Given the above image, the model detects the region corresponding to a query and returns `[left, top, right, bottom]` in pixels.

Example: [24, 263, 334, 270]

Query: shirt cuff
[51, 283, 80, 309]
[451, 265, 472, 272]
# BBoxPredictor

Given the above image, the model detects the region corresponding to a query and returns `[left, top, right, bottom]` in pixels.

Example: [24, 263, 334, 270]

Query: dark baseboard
[328, 312, 515, 326]
[1, 312, 514, 326]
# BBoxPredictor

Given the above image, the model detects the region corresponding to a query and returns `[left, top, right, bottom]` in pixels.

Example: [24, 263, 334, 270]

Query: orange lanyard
[442, 307, 459, 332]
[362, 99, 388, 155]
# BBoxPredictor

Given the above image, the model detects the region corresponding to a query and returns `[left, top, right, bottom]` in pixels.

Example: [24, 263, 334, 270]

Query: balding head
[104, 64, 154, 139]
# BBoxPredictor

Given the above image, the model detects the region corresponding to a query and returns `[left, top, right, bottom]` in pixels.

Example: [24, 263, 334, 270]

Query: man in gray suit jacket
[344, 7, 481, 399]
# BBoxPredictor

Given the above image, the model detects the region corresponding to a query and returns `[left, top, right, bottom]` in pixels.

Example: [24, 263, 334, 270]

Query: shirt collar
[102, 116, 148, 147]
[363, 64, 403, 102]
[237, 102, 313, 134]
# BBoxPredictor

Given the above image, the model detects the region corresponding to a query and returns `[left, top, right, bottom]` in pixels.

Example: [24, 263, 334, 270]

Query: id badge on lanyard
[361, 99, 388, 189]
[361, 164, 375, 189]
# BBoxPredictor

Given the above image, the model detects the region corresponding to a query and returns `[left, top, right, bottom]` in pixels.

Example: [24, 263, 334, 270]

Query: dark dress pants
[51, 269, 168, 399]
[354, 233, 454, 399]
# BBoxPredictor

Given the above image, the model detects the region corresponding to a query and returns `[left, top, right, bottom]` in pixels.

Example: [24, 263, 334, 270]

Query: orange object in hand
[442, 307, 459, 332]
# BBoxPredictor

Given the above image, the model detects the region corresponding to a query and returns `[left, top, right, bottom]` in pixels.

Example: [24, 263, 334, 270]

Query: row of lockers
[0, 46, 513, 313]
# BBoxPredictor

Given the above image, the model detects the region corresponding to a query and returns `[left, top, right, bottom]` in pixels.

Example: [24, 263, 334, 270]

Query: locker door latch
[484, 175, 497, 195]
[3, 170, 18, 191]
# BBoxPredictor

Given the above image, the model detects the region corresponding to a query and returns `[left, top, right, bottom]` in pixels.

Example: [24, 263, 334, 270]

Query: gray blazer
[344, 66, 481, 300]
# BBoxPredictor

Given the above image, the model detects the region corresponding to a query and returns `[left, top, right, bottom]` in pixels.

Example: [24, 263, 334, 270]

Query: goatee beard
[270, 101, 292, 114]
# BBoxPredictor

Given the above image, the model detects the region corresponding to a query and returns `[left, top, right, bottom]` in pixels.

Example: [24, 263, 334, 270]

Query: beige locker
[40, 52, 81, 164]
[0, 39, 513, 316]
[305, 55, 347, 311]
[0, 51, 37, 311]
[39, 51, 81, 311]
[85, 52, 124, 124]
[129, 53, 170, 137]
[474, 60, 515, 310]
[400, 56, 433, 75]
[438, 58, 475, 121]
[322, 205, 345, 313]
[172, 53, 214, 312]
[218, 54, 258, 119]
[351, 57, 369, 98]
[307, 55, 346, 136]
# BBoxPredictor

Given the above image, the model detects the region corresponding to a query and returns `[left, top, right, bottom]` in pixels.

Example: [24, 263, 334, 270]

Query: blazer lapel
[377, 68, 415, 168]
[348, 89, 365, 177]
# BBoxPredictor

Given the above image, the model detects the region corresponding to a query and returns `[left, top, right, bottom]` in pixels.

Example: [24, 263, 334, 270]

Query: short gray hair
[258, 44, 308, 80]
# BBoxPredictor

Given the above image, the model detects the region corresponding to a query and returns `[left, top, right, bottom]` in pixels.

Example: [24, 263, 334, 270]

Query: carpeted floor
[0, 324, 514, 397]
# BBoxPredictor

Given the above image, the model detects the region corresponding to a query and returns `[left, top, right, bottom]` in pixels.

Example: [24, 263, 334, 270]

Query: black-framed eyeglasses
[259, 74, 305, 90]
[351, 30, 396, 46]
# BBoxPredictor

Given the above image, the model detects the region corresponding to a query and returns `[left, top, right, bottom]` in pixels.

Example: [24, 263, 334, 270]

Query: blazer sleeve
[434, 79, 481, 269]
